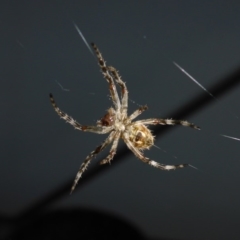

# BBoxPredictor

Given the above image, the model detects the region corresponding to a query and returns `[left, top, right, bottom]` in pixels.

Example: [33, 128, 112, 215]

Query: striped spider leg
[49, 42, 200, 193]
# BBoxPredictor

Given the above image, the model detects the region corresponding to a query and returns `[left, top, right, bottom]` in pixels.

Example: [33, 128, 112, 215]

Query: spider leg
[123, 134, 188, 170]
[99, 131, 121, 165]
[107, 66, 128, 117]
[134, 118, 200, 130]
[71, 131, 117, 193]
[129, 105, 148, 121]
[49, 93, 113, 134]
[91, 43, 121, 112]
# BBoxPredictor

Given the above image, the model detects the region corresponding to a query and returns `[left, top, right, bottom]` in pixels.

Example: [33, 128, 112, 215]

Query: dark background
[1, 1, 240, 239]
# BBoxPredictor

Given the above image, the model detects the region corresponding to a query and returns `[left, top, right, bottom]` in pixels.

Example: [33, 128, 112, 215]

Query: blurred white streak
[73, 21, 95, 59]
[221, 134, 240, 141]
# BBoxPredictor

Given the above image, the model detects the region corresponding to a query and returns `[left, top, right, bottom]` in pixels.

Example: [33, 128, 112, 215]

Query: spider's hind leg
[107, 66, 128, 116]
[123, 134, 188, 171]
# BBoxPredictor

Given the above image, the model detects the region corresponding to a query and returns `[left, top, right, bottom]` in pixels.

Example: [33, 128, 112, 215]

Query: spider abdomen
[127, 124, 154, 150]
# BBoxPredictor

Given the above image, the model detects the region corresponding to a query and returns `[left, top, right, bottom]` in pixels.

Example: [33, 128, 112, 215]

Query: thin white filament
[173, 61, 238, 119]
[173, 61, 215, 98]
[72, 21, 95, 58]
[188, 164, 198, 170]
[221, 134, 240, 141]
[153, 144, 177, 159]
[55, 80, 70, 92]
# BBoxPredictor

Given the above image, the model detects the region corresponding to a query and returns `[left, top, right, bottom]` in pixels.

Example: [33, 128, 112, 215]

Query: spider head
[97, 107, 116, 127]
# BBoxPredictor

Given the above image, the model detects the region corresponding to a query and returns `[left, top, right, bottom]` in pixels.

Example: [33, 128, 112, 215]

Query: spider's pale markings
[73, 23, 183, 161]
[173, 61, 240, 141]
[126, 97, 178, 157]
[74, 24, 208, 175]
[72, 24, 239, 181]
[49, 41, 200, 193]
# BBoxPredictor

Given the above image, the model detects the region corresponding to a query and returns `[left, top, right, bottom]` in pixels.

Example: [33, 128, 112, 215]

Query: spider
[49, 43, 200, 193]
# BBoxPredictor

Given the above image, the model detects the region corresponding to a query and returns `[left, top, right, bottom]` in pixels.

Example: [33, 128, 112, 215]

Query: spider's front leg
[91, 43, 121, 112]
[49, 93, 112, 134]
[107, 66, 128, 117]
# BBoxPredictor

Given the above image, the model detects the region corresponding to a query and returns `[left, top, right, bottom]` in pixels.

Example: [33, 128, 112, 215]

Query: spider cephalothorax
[49, 43, 200, 193]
